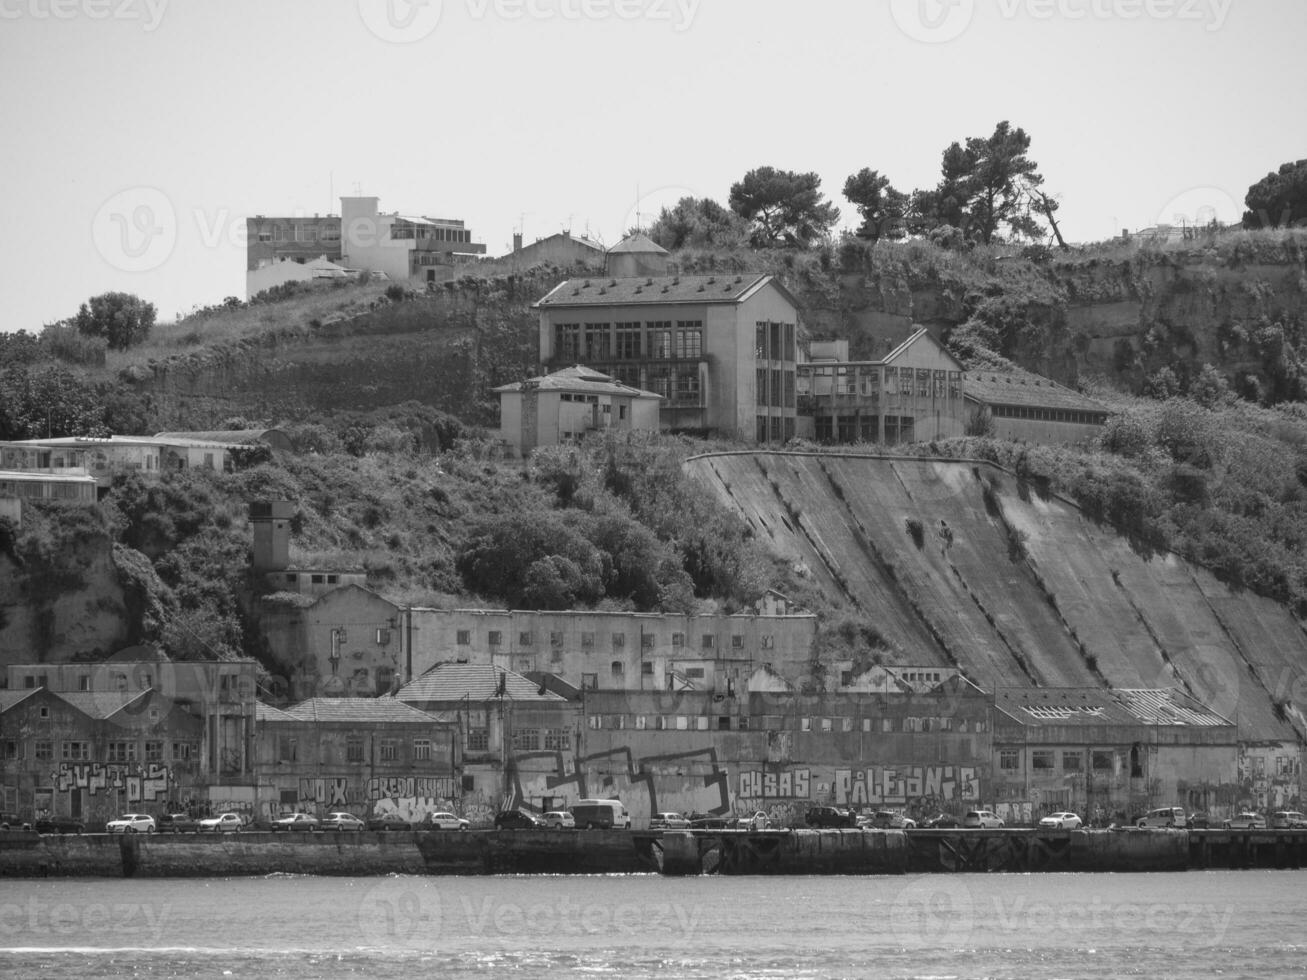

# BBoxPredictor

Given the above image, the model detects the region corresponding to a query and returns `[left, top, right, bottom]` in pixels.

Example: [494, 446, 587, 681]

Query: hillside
[686, 451, 1307, 743]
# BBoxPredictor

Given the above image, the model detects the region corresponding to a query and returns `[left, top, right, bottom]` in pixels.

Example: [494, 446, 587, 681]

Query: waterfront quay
[4, 826, 1307, 878]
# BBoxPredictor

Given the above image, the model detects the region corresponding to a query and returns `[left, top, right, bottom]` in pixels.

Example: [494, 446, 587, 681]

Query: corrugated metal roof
[493, 365, 662, 398]
[535, 273, 779, 309]
[397, 663, 567, 704]
[996, 687, 1231, 727]
[964, 371, 1108, 414]
[281, 697, 442, 724]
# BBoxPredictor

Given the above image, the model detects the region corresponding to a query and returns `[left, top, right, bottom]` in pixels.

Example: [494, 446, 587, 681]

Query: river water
[1, 870, 1303, 979]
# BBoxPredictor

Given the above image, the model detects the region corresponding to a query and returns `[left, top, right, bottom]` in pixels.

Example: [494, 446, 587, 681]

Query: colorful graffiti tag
[52, 763, 171, 803]
[835, 766, 979, 806]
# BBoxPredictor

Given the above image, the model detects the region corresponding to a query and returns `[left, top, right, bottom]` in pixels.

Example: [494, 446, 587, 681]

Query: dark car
[0, 813, 31, 831]
[806, 805, 857, 829]
[1188, 811, 1212, 829]
[686, 811, 730, 829]
[493, 809, 542, 830]
[157, 813, 201, 834]
[921, 813, 960, 829]
[366, 813, 414, 832]
[35, 816, 85, 835]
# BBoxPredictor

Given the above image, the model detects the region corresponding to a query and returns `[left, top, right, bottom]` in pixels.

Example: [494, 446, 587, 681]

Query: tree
[1242, 159, 1307, 229]
[74, 292, 156, 350]
[842, 168, 908, 241]
[962, 121, 1044, 245]
[646, 197, 750, 251]
[728, 167, 840, 247]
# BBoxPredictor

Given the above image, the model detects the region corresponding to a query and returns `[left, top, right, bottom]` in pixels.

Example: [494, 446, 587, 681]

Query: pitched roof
[493, 365, 662, 399]
[281, 697, 442, 724]
[534, 273, 794, 310]
[56, 690, 151, 719]
[153, 429, 279, 445]
[995, 687, 1231, 728]
[606, 232, 669, 255]
[964, 370, 1108, 414]
[397, 663, 567, 704]
[0, 690, 38, 713]
[255, 702, 298, 723]
[106, 644, 171, 663]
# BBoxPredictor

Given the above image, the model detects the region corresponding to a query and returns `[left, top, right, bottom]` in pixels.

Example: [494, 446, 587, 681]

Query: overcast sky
[1, 0, 1303, 331]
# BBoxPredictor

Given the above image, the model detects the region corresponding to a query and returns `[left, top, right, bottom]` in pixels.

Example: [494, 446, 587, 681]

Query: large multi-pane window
[647, 367, 672, 398]
[674, 321, 702, 358]
[584, 324, 610, 360]
[615, 322, 641, 359]
[756, 368, 767, 406]
[675, 370, 701, 403]
[554, 323, 580, 361]
[649, 322, 672, 358]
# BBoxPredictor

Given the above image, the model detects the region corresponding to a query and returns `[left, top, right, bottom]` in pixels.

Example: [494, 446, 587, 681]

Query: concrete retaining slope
[685, 452, 1307, 740]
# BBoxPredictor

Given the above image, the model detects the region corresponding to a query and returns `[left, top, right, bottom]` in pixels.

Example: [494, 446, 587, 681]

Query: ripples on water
[2, 871, 1303, 979]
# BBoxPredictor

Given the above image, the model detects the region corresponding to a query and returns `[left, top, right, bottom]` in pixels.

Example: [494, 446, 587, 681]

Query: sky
[0, 0, 1304, 331]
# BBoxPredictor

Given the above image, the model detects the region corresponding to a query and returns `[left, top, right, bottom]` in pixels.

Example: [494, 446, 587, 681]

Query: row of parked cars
[805, 805, 1010, 829]
[1135, 806, 1307, 830]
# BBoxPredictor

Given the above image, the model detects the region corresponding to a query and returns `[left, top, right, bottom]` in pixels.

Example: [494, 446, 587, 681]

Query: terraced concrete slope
[686, 452, 1307, 742]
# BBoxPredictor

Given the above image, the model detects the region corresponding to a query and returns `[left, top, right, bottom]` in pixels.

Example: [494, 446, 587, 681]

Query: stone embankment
[4, 827, 1301, 878]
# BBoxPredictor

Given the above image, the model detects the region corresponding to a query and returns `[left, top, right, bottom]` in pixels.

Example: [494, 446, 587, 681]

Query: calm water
[1, 870, 1303, 979]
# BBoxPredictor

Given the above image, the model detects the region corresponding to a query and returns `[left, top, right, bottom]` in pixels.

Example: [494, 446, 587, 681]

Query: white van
[570, 799, 631, 830]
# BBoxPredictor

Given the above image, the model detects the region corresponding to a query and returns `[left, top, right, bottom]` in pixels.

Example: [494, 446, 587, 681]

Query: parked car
[1136, 806, 1187, 828]
[366, 813, 413, 832]
[494, 809, 542, 830]
[1038, 812, 1083, 830]
[541, 810, 575, 829]
[732, 811, 772, 831]
[270, 812, 319, 833]
[1271, 811, 1307, 829]
[687, 812, 730, 829]
[570, 799, 631, 830]
[862, 810, 917, 829]
[107, 813, 156, 834]
[34, 816, 85, 835]
[199, 812, 245, 834]
[0, 812, 31, 831]
[962, 810, 1004, 829]
[1188, 811, 1212, 829]
[1224, 811, 1267, 830]
[418, 811, 469, 831]
[806, 805, 857, 828]
[321, 812, 366, 832]
[649, 812, 691, 830]
[921, 813, 960, 829]
[156, 813, 200, 834]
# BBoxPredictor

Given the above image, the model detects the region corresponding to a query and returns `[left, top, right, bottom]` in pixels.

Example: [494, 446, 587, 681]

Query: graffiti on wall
[835, 766, 979, 806]
[52, 763, 171, 802]
[738, 768, 811, 799]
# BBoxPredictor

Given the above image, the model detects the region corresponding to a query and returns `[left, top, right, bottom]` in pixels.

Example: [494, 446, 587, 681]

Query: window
[379, 739, 398, 762]
[701, 634, 715, 650]
[581, 673, 598, 690]
[488, 631, 502, 646]
[611, 661, 624, 678]
[581, 632, 595, 649]
[413, 739, 432, 761]
[996, 750, 1020, 771]
[761, 635, 774, 649]
[671, 633, 684, 647]
[641, 661, 653, 675]
[1062, 752, 1082, 771]
[731, 635, 744, 649]
[684, 667, 705, 679]
[172, 742, 191, 762]
[675, 716, 689, 731]
[375, 666, 394, 695]
[674, 321, 702, 358]
[61, 741, 89, 761]
[279, 737, 298, 763]
[800, 717, 812, 732]
[78, 674, 90, 691]
[467, 729, 488, 751]
[35, 740, 53, 761]
[612, 632, 625, 648]
[456, 630, 471, 646]
[820, 718, 832, 733]
[108, 741, 137, 763]
[1092, 751, 1113, 771]
[544, 729, 571, 751]
[1031, 750, 1054, 770]
[550, 631, 564, 648]
[512, 729, 539, 751]
[519, 631, 533, 646]
[346, 737, 364, 763]
[841, 670, 854, 686]
[737, 716, 749, 731]
[145, 741, 163, 763]
[2, 740, 16, 760]
[615, 322, 641, 359]
[641, 633, 654, 649]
